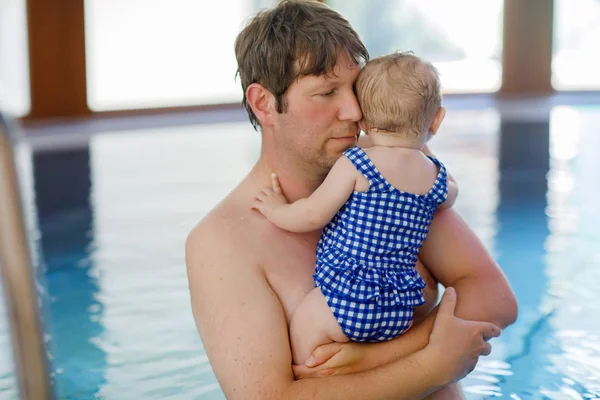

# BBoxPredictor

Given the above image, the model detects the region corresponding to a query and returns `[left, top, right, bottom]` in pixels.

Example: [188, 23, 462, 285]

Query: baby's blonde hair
[356, 51, 442, 137]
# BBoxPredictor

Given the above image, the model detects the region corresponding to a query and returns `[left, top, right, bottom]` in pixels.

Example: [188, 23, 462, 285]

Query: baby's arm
[253, 157, 357, 232]
[439, 181, 458, 209]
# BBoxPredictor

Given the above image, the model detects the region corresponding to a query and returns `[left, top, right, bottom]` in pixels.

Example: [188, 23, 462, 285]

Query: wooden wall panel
[26, 0, 90, 119]
[501, 0, 554, 95]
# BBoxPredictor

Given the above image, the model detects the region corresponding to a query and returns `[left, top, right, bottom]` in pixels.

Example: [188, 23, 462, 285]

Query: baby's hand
[253, 173, 289, 217]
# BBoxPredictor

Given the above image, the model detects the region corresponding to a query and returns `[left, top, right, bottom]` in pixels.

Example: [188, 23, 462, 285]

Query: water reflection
[33, 146, 107, 399]
[494, 116, 552, 396]
[465, 108, 600, 399]
[543, 107, 600, 398]
[33, 148, 92, 218]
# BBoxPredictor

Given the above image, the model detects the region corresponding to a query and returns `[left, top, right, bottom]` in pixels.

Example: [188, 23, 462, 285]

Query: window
[84, 0, 275, 111]
[552, 0, 600, 90]
[0, 0, 30, 117]
[329, 0, 504, 93]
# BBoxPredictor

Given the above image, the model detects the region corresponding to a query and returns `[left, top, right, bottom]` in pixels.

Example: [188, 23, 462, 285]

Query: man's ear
[246, 83, 276, 127]
[429, 107, 446, 135]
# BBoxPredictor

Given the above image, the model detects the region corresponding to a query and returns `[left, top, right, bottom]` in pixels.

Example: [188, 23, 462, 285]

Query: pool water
[1, 105, 599, 399]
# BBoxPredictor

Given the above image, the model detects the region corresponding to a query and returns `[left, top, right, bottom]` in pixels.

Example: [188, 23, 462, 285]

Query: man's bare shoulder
[187, 201, 246, 249]
[185, 193, 272, 276]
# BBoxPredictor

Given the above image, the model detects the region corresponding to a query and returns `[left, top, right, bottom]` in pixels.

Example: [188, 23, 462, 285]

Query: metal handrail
[0, 112, 53, 400]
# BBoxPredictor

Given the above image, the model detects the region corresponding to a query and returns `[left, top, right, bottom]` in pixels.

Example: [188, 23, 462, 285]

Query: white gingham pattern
[314, 146, 448, 342]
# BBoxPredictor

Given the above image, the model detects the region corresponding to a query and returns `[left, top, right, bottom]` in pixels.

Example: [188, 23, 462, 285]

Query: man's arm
[421, 208, 518, 327]
[416, 145, 516, 327]
[186, 218, 497, 400]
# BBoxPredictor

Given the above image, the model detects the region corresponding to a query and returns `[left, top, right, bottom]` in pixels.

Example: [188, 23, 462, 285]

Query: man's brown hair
[235, 0, 369, 130]
[356, 51, 442, 137]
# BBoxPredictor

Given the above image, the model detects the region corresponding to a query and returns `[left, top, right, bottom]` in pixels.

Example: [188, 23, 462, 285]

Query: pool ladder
[0, 112, 54, 399]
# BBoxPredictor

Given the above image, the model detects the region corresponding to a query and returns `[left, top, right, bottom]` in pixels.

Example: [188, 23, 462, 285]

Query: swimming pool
[1, 104, 599, 399]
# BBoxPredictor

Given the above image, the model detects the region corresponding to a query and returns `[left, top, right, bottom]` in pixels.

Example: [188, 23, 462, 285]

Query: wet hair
[235, 0, 369, 130]
[356, 51, 442, 137]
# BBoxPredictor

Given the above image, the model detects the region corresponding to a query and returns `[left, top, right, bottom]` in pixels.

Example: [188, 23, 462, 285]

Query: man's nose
[338, 90, 362, 122]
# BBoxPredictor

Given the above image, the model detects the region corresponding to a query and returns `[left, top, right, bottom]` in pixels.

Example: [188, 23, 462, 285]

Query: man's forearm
[357, 311, 437, 370]
[287, 348, 445, 400]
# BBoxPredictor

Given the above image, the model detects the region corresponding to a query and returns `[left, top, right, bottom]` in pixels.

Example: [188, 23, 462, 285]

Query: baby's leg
[289, 287, 350, 365]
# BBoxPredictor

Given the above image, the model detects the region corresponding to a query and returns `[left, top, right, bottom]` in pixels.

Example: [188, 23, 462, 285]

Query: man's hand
[426, 287, 502, 383]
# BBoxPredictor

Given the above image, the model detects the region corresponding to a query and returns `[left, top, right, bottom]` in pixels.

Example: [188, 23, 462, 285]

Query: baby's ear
[429, 107, 446, 135]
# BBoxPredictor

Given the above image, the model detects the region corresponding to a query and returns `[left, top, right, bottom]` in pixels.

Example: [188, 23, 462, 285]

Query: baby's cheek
[412, 258, 439, 325]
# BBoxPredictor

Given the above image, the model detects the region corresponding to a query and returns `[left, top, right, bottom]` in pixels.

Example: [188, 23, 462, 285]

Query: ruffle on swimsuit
[314, 248, 426, 309]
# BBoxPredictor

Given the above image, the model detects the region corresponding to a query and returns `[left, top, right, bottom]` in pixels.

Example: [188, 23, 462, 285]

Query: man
[186, 1, 517, 399]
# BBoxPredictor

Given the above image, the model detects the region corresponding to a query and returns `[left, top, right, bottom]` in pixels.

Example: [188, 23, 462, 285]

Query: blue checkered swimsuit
[314, 146, 449, 342]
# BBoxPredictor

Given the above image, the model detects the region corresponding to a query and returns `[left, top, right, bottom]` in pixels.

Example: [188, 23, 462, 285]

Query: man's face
[272, 52, 362, 175]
